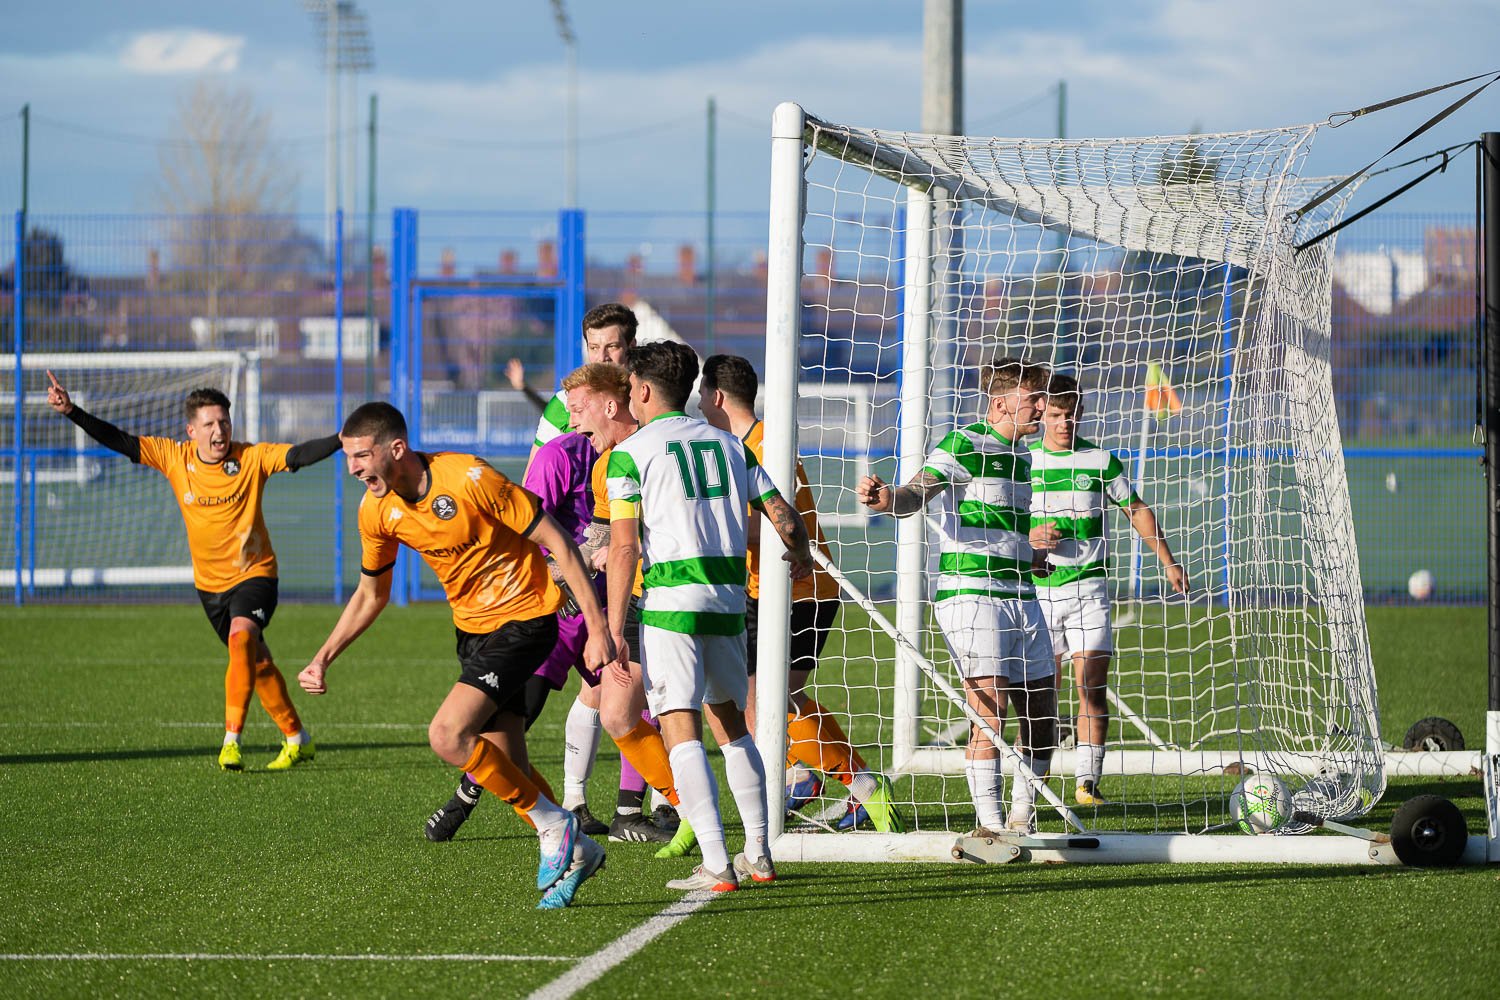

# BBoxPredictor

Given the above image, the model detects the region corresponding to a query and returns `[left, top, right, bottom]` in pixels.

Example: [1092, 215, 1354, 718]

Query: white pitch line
[0, 953, 573, 963]
[526, 891, 718, 1000]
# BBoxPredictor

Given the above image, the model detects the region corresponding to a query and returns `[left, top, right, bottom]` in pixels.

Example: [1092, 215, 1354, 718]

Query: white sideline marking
[0, 953, 572, 963]
[526, 891, 717, 1000]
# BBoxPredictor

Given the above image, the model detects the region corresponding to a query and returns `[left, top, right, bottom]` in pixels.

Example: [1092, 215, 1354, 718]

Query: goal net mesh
[785, 116, 1384, 839]
[1, 352, 255, 596]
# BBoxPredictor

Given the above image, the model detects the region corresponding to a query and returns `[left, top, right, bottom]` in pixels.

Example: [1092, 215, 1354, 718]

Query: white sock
[1010, 754, 1051, 819]
[668, 740, 729, 873]
[649, 788, 669, 813]
[720, 736, 769, 863]
[965, 757, 1004, 829]
[526, 794, 573, 849]
[562, 700, 602, 810]
[1090, 744, 1107, 785]
[284, 730, 307, 746]
[1075, 742, 1102, 785]
[848, 770, 879, 804]
[223, 731, 241, 746]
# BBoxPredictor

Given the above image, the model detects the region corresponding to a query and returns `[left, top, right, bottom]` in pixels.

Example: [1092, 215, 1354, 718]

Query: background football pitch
[0, 603, 1493, 998]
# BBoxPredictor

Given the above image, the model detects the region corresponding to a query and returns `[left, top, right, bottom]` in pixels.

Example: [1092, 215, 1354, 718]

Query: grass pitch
[0, 603, 1494, 998]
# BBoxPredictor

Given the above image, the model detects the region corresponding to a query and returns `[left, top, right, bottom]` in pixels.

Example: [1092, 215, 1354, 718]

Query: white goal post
[3, 351, 260, 591]
[754, 102, 1488, 866]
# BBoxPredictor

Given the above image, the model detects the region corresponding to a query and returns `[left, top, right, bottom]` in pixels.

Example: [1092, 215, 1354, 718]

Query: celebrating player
[697, 354, 906, 834]
[1029, 373, 1189, 805]
[855, 359, 1058, 835]
[567, 362, 689, 850]
[529, 302, 638, 463]
[607, 342, 814, 891]
[45, 373, 336, 771]
[298, 402, 612, 909]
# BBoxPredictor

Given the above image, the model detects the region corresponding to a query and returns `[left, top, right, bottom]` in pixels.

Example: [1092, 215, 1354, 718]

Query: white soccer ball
[1384, 472, 1399, 494]
[1230, 773, 1291, 834]
[1407, 569, 1434, 601]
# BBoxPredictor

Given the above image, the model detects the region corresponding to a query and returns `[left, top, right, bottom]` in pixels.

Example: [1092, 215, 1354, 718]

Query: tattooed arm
[754, 493, 814, 580]
[855, 469, 947, 517]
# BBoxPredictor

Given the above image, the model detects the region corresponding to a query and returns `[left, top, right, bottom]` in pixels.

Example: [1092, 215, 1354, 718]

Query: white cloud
[120, 30, 243, 75]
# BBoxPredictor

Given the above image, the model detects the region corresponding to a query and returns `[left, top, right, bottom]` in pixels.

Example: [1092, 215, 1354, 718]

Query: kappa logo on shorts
[432, 494, 458, 520]
[477, 671, 500, 688]
[223, 458, 241, 476]
[251, 607, 265, 621]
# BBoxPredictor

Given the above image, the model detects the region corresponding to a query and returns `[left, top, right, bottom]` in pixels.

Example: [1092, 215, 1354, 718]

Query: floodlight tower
[550, 0, 578, 208]
[305, 1, 374, 251]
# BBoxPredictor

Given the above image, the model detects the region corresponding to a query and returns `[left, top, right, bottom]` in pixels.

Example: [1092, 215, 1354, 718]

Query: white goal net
[2, 351, 259, 593]
[756, 103, 1387, 863]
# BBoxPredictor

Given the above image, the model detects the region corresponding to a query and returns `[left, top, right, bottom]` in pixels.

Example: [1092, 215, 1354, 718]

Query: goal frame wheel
[1400, 716, 1465, 752]
[1389, 794, 1468, 867]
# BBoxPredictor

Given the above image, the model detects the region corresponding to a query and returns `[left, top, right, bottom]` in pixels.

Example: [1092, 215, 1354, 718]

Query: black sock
[453, 774, 483, 812]
[616, 787, 645, 814]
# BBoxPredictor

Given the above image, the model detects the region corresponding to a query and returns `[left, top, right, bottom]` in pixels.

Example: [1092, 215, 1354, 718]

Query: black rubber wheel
[1390, 794, 1468, 867]
[1402, 716, 1465, 752]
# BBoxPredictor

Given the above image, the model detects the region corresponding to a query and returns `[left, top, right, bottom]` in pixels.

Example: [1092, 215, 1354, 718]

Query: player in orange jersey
[45, 373, 339, 771]
[298, 402, 613, 909]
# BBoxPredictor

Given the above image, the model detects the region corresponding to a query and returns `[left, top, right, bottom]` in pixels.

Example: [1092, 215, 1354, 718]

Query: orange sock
[224, 631, 256, 734]
[512, 765, 556, 827]
[786, 699, 867, 786]
[613, 719, 680, 806]
[462, 739, 540, 811]
[254, 655, 303, 736]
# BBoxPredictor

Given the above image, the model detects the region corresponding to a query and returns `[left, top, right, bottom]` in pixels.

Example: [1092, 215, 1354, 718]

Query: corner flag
[1144, 363, 1182, 420]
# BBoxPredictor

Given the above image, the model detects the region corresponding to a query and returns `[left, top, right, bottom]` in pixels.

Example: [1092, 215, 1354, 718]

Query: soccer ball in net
[1230, 774, 1291, 834]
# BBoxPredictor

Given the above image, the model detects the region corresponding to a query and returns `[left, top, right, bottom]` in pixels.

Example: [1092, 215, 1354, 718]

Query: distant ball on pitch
[1384, 472, 1398, 493]
[1407, 569, 1434, 601]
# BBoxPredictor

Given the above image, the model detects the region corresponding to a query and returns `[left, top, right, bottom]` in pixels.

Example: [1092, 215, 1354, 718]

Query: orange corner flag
[1144, 363, 1182, 420]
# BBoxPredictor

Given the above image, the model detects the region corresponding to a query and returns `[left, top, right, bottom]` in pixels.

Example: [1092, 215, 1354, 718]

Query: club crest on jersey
[1074, 472, 1092, 490]
[432, 494, 458, 520]
[222, 458, 240, 476]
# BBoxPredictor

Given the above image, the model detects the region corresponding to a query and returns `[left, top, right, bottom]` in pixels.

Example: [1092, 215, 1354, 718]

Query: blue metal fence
[1, 209, 1484, 605]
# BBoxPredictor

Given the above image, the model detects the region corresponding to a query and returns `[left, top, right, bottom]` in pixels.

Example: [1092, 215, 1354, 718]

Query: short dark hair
[701, 355, 758, 408]
[624, 341, 698, 410]
[342, 401, 408, 443]
[1045, 372, 1081, 410]
[583, 302, 638, 341]
[184, 387, 231, 421]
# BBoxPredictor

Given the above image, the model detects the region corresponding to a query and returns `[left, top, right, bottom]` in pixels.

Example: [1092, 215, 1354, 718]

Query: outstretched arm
[507, 358, 550, 415]
[46, 370, 141, 463]
[529, 512, 615, 671]
[754, 493, 814, 580]
[1126, 498, 1188, 594]
[856, 469, 946, 517]
[298, 569, 393, 694]
[285, 434, 342, 471]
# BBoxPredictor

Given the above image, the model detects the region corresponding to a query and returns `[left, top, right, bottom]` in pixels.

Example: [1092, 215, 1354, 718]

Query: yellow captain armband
[609, 498, 641, 521]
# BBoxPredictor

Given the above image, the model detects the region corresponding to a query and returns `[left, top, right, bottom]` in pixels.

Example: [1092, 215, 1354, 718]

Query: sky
[0, 0, 1495, 229]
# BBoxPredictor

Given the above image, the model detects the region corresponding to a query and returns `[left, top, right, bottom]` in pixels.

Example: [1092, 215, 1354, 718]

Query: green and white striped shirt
[922, 421, 1035, 601]
[606, 412, 778, 636]
[1028, 437, 1138, 590]
[533, 388, 571, 448]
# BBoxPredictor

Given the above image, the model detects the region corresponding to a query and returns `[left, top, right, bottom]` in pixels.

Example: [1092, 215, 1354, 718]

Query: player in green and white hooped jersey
[606, 341, 815, 891]
[528, 302, 639, 466]
[1029, 374, 1188, 806]
[856, 359, 1058, 835]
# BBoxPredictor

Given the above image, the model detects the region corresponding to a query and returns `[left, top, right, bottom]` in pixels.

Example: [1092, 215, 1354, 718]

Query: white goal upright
[754, 102, 1440, 865]
[3, 351, 260, 594]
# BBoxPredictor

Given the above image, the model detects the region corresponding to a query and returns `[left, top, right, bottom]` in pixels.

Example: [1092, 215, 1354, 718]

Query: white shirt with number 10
[605, 411, 779, 636]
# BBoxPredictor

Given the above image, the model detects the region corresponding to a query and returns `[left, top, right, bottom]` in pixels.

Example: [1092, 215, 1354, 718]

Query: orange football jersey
[359, 453, 561, 632]
[742, 421, 838, 602]
[137, 437, 291, 593]
[591, 448, 644, 598]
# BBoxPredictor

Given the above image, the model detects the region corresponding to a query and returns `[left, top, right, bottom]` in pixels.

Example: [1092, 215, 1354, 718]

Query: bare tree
[155, 78, 308, 343]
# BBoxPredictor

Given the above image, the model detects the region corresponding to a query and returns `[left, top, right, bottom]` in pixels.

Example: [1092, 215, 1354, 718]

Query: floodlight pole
[1481, 130, 1500, 859]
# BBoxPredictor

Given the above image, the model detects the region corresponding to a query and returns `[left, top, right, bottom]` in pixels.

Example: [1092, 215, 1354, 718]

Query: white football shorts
[933, 593, 1054, 682]
[1038, 581, 1113, 656]
[639, 624, 749, 716]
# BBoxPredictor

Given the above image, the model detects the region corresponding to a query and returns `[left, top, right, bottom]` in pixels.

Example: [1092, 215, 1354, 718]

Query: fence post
[333, 209, 346, 604]
[389, 207, 417, 607]
[12, 212, 24, 606]
[556, 209, 586, 383]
